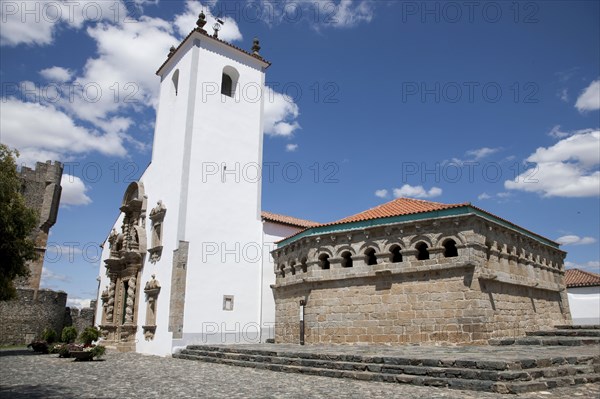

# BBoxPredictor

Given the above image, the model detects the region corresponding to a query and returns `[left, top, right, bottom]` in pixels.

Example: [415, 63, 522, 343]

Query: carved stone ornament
[148, 201, 166, 264]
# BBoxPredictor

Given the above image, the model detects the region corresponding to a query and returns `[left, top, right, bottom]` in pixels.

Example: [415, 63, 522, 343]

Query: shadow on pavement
[0, 385, 80, 399]
[0, 349, 39, 357]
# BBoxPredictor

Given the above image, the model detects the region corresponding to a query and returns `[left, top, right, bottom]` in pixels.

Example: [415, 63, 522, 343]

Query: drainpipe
[299, 299, 305, 345]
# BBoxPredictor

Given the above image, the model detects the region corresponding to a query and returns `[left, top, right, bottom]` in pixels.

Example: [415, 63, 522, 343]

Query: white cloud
[477, 193, 491, 200]
[258, 0, 374, 29]
[505, 130, 600, 197]
[466, 147, 501, 160]
[60, 174, 92, 206]
[328, 0, 374, 28]
[40, 268, 70, 285]
[558, 88, 569, 103]
[67, 297, 92, 309]
[263, 86, 301, 137]
[0, 0, 128, 47]
[40, 66, 72, 82]
[0, 98, 127, 165]
[285, 143, 298, 152]
[565, 260, 600, 274]
[547, 125, 570, 139]
[375, 189, 389, 198]
[575, 80, 600, 112]
[393, 184, 442, 199]
[556, 235, 597, 246]
[174, 1, 242, 42]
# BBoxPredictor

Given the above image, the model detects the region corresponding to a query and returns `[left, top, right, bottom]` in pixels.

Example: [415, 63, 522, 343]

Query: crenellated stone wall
[15, 161, 63, 291]
[272, 213, 570, 346]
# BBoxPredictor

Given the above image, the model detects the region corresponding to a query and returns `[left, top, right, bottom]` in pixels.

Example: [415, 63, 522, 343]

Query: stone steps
[173, 345, 600, 394]
[526, 329, 600, 337]
[489, 336, 600, 346]
[490, 325, 600, 346]
[555, 325, 600, 330]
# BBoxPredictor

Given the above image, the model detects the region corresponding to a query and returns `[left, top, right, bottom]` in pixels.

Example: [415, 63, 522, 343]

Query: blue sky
[1, 0, 599, 307]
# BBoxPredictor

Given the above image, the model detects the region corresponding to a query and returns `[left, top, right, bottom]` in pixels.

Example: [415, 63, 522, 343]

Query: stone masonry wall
[272, 214, 569, 346]
[69, 306, 96, 335]
[0, 289, 68, 345]
[274, 267, 567, 345]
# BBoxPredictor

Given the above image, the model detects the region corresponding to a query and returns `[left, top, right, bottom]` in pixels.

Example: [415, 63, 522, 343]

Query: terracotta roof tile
[276, 197, 561, 248]
[333, 198, 468, 224]
[261, 211, 319, 229]
[564, 268, 600, 288]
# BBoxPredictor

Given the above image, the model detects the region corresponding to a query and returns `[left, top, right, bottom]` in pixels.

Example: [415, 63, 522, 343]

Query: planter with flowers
[57, 327, 106, 361]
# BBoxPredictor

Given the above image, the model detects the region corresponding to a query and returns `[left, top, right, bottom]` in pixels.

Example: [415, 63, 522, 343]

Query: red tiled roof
[156, 28, 270, 75]
[261, 211, 319, 229]
[276, 197, 562, 248]
[564, 268, 600, 288]
[333, 198, 468, 225]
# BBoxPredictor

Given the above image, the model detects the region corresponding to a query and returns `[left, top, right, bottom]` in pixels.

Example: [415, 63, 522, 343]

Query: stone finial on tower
[252, 38, 262, 58]
[196, 11, 207, 32]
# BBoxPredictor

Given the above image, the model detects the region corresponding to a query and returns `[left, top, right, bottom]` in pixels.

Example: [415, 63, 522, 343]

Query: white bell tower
[135, 12, 272, 352]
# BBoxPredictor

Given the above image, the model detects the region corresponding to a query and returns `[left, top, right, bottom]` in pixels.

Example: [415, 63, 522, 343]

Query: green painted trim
[276, 206, 559, 249]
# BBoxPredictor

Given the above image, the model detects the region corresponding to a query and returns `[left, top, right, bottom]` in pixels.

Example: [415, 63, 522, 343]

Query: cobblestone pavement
[1, 349, 598, 399]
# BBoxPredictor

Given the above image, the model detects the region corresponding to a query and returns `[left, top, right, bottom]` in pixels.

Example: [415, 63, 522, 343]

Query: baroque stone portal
[100, 182, 147, 352]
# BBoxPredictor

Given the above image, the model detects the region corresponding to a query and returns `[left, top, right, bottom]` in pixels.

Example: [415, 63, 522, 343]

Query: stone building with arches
[271, 198, 570, 346]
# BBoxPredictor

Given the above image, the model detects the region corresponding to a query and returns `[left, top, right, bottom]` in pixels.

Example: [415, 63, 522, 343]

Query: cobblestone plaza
[1, 348, 599, 398]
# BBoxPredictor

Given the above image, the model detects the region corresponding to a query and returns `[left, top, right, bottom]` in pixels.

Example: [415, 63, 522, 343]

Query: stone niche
[148, 200, 166, 264]
[143, 275, 161, 341]
[100, 181, 147, 352]
[271, 213, 570, 346]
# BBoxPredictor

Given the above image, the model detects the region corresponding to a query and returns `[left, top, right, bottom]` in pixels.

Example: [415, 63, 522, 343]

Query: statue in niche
[108, 228, 118, 250]
[145, 274, 161, 291]
[150, 200, 166, 218]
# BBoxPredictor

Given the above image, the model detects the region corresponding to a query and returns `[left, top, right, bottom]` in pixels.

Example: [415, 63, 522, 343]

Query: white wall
[261, 222, 304, 341]
[96, 34, 273, 355]
[567, 286, 600, 325]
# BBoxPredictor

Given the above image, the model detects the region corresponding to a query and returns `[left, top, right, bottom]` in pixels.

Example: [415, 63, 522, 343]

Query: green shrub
[41, 328, 57, 344]
[61, 326, 78, 343]
[79, 326, 100, 346]
[90, 345, 106, 359]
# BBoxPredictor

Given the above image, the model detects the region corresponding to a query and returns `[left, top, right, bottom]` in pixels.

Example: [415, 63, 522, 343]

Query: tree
[0, 144, 38, 300]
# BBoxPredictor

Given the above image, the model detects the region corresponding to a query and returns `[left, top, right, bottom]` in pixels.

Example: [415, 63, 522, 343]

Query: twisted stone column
[125, 276, 136, 324]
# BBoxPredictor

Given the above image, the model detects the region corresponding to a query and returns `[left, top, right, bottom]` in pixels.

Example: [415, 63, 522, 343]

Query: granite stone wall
[0, 289, 68, 345]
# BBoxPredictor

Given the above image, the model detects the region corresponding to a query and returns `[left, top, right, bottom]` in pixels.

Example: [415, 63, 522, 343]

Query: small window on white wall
[172, 69, 180, 96]
[223, 295, 234, 311]
[221, 66, 239, 97]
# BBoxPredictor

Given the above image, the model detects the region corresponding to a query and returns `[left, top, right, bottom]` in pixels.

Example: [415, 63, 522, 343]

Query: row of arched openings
[315, 239, 458, 270]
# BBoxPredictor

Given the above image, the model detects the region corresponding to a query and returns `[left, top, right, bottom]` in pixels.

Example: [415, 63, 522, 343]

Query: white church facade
[95, 13, 315, 355]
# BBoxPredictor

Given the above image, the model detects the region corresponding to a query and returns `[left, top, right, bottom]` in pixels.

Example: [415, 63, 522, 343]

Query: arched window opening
[341, 251, 353, 268]
[290, 261, 296, 275]
[221, 73, 233, 97]
[390, 245, 403, 263]
[300, 257, 308, 273]
[279, 265, 285, 278]
[443, 239, 458, 258]
[172, 69, 180, 95]
[318, 254, 330, 270]
[365, 248, 377, 266]
[485, 241, 493, 261]
[416, 242, 430, 260]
